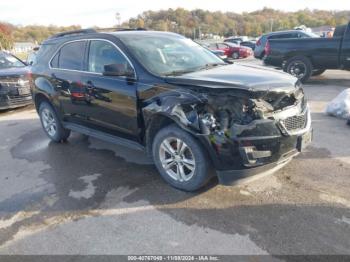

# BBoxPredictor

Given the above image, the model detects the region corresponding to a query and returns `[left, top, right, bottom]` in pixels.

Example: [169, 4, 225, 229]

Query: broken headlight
[198, 96, 264, 134]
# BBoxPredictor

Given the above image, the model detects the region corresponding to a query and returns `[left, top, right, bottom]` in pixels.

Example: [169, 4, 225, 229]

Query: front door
[81, 39, 139, 138]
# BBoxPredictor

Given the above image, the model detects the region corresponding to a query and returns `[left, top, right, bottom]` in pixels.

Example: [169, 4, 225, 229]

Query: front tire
[152, 124, 210, 191]
[39, 102, 70, 142]
[284, 56, 313, 83]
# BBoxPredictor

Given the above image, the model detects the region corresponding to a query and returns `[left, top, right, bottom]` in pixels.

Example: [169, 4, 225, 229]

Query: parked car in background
[210, 49, 227, 60]
[254, 30, 319, 59]
[209, 42, 253, 59]
[0, 51, 32, 110]
[240, 40, 256, 50]
[31, 29, 311, 191]
[224, 36, 249, 45]
[198, 42, 227, 60]
[264, 23, 350, 82]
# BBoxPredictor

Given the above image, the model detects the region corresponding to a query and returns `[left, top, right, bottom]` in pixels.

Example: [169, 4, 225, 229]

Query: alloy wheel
[41, 108, 57, 137]
[288, 61, 306, 79]
[159, 137, 196, 182]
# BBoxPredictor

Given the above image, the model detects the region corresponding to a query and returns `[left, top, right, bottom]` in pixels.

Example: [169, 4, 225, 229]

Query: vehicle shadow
[0, 104, 34, 115]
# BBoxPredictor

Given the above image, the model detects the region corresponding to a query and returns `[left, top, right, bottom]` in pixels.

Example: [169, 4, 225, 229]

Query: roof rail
[48, 27, 147, 40]
[49, 29, 97, 39]
[94, 27, 147, 32]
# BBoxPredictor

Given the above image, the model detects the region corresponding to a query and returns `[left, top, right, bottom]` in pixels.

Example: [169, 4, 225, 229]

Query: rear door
[49, 40, 89, 121]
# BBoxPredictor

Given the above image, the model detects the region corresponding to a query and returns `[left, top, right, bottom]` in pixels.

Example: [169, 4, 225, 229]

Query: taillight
[264, 41, 271, 56]
[256, 38, 261, 46]
[26, 72, 32, 81]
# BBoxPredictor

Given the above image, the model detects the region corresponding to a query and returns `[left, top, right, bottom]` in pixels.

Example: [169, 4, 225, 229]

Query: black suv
[0, 51, 32, 110]
[31, 29, 312, 191]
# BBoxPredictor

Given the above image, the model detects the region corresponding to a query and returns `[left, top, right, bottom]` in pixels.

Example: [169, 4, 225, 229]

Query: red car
[208, 42, 253, 59]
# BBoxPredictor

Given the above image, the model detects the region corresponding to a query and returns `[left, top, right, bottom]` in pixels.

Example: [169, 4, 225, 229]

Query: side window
[269, 35, 280, 40]
[55, 41, 86, 70]
[88, 40, 132, 74]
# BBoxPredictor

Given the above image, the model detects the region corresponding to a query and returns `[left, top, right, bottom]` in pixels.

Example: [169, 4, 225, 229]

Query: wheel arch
[283, 53, 314, 68]
[34, 92, 51, 112]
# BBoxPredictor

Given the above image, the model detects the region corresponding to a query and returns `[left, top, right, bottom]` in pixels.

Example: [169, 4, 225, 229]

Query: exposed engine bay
[161, 87, 306, 137]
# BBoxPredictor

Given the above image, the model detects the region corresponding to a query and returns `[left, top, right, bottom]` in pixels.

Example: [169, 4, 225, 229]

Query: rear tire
[152, 124, 210, 191]
[283, 56, 313, 83]
[312, 69, 326, 76]
[232, 52, 240, 59]
[39, 102, 70, 142]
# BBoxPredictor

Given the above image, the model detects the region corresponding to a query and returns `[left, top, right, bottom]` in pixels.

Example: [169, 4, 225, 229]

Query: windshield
[0, 52, 26, 70]
[118, 34, 225, 76]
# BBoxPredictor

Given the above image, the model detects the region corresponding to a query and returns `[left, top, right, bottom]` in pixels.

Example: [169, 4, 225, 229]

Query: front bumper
[215, 128, 312, 185]
[198, 106, 312, 185]
[0, 94, 32, 110]
[217, 152, 295, 185]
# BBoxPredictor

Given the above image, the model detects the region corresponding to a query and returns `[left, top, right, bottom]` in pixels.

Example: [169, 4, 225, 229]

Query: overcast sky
[1, 0, 350, 27]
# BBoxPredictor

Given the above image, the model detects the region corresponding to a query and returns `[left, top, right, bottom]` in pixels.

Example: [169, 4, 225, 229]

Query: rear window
[269, 33, 298, 39]
[333, 25, 347, 38]
[51, 41, 86, 70]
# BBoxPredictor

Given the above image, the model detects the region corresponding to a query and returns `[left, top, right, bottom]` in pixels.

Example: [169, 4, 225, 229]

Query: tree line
[125, 8, 350, 38]
[0, 24, 81, 50]
[0, 8, 349, 49]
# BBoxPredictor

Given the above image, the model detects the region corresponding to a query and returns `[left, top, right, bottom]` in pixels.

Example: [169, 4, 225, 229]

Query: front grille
[0, 77, 31, 97]
[281, 114, 307, 132]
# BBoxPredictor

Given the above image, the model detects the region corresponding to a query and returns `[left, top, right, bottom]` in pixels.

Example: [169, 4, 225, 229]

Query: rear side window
[333, 25, 346, 38]
[51, 41, 86, 70]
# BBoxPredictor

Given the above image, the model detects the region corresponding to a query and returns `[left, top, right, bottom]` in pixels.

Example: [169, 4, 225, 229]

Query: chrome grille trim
[278, 107, 311, 136]
[281, 114, 306, 131]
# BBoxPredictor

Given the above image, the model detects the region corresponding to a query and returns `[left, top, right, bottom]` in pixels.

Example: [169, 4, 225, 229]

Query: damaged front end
[143, 84, 312, 184]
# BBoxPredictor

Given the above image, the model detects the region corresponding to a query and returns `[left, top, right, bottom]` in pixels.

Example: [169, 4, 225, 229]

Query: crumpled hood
[165, 63, 298, 93]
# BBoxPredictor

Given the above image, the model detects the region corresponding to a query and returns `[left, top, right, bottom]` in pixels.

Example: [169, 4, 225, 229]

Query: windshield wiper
[163, 69, 197, 76]
[163, 63, 226, 76]
[197, 63, 226, 71]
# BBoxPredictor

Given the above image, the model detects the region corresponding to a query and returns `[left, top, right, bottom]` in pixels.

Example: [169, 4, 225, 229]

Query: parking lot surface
[0, 60, 350, 255]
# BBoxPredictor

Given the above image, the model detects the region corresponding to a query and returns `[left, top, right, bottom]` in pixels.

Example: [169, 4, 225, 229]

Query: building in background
[11, 42, 36, 54]
[311, 25, 334, 37]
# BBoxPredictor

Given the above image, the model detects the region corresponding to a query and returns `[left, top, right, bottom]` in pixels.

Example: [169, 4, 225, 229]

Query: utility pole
[270, 18, 274, 32]
[115, 12, 121, 27]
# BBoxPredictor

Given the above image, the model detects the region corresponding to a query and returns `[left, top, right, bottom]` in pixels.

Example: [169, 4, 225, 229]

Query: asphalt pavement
[0, 60, 349, 257]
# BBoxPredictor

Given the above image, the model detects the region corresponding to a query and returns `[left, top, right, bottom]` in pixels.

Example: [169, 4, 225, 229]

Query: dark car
[264, 23, 350, 82]
[224, 37, 249, 45]
[254, 30, 319, 59]
[31, 29, 312, 191]
[0, 51, 32, 110]
[240, 41, 256, 50]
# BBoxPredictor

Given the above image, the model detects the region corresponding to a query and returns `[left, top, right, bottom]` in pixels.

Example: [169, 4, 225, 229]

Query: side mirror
[103, 64, 134, 77]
